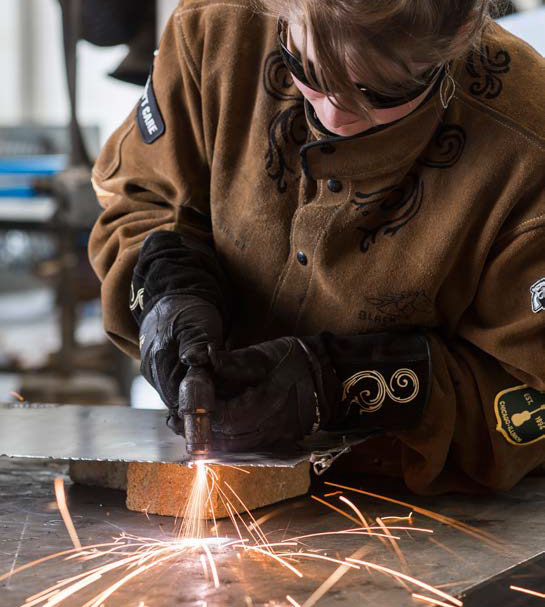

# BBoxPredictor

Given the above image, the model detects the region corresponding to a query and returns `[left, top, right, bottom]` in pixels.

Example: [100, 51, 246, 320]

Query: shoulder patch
[136, 69, 165, 144]
[494, 385, 545, 446]
[530, 278, 545, 314]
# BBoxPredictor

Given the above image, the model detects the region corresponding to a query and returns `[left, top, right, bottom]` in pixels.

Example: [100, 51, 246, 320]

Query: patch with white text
[494, 385, 545, 446]
[136, 69, 165, 144]
[530, 278, 545, 314]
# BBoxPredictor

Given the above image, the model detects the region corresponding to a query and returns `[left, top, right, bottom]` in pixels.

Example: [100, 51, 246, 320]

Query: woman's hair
[253, 0, 510, 116]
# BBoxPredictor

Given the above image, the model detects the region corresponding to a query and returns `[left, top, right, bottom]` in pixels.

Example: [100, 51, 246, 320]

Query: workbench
[1, 458, 544, 607]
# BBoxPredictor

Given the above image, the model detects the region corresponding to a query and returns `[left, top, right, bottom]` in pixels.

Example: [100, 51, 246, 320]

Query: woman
[89, 0, 545, 494]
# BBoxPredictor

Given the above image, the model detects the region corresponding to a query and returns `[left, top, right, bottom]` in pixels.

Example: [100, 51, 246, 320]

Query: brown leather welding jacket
[89, 0, 545, 494]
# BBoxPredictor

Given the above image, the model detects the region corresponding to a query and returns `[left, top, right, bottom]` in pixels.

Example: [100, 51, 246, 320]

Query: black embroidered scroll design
[352, 174, 424, 253]
[263, 50, 308, 193]
[265, 105, 307, 193]
[263, 50, 300, 102]
[419, 125, 466, 169]
[465, 46, 511, 100]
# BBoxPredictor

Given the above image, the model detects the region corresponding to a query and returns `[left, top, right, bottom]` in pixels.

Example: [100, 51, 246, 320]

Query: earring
[440, 62, 456, 109]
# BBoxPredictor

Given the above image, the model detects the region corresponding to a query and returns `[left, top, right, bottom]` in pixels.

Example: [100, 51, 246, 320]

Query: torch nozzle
[179, 366, 214, 456]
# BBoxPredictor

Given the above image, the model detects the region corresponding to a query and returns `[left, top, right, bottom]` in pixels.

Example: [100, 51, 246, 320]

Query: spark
[300, 546, 372, 607]
[412, 593, 461, 607]
[243, 546, 304, 578]
[510, 585, 545, 599]
[0, 543, 119, 583]
[382, 513, 414, 524]
[285, 526, 432, 543]
[310, 495, 361, 527]
[202, 543, 220, 588]
[3, 475, 489, 607]
[274, 552, 361, 569]
[247, 501, 306, 532]
[346, 558, 463, 606]
[338, 496, 369, 529]
[53, 478, 81, 551]
[375, 517, 409, 573]
[178, 461, 210, 541]
[325, 482, 507, 551]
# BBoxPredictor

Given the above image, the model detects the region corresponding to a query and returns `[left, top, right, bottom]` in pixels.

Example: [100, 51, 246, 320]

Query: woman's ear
[456, 11, 480, 42]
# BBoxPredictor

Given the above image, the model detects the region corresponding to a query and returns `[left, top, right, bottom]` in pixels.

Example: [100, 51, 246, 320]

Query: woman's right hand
[138, 294, 224, 434]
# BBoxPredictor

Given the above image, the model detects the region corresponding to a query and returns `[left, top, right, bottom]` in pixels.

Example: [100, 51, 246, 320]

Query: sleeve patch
[136, 69, 165, 144]
[494, 385, 545, 446]
[530, 278, 545, 313]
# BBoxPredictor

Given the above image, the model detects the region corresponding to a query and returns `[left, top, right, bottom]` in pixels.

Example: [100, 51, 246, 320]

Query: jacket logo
[129, 284, 145, 312]
[365, 291, 433, 321]
[342, 368, 420, 414]
[530, 278, 545, 314]
[494, 385, 545, 446]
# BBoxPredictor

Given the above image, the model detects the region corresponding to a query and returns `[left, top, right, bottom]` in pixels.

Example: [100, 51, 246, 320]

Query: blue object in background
[0, 155, 66, 198]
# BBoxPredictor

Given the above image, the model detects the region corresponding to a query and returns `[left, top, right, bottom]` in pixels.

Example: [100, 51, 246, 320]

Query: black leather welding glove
[208, 331, 431, 452]
[206, 336, 341, 452]
[131, 230, 231, 433]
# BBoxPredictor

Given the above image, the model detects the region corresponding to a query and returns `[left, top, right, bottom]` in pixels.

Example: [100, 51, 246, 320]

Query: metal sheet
[460, 551, 545, 606]
[0, 403, 367, 468]
[3, 458, 545, 607]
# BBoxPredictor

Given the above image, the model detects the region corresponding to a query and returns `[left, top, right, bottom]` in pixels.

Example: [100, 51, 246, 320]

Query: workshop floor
[1, 458, 545, 607]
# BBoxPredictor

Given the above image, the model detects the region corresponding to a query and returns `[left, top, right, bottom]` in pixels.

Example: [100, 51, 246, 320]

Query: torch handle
[179, 366, 214, 456]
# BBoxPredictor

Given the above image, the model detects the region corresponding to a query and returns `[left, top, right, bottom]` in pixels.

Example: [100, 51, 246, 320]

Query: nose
[319, 97, 360, 127]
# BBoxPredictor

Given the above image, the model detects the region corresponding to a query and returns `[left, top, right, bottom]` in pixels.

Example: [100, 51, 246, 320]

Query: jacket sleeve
[395, 223, 545, 494]
[88, 8, 211, 358]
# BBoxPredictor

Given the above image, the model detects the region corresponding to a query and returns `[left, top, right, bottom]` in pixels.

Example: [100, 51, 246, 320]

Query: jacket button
[297, 251, 308, 266]
[327, 178, 343, 193]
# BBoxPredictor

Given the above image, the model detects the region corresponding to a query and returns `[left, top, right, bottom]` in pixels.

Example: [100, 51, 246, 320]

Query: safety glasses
[277, 18, 443, 110]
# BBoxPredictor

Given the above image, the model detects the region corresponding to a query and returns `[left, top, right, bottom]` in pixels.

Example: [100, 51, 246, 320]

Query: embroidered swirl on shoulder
[419, 124, 466, 169]
[342, 368, 420, 414]
[263, 50, 301, 102]
[465, 44, 511, 100]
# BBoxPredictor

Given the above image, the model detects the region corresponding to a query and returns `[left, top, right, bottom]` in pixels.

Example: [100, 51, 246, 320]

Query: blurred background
[0, 0, 543, 410]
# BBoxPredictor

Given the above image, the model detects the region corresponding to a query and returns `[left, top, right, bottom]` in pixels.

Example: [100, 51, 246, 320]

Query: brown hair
[253, 0, 510, 117]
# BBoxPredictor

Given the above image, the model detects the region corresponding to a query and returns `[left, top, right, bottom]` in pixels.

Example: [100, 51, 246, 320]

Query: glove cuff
[131, 230, 232, 327]
[295, 336, 343, 431]
[320, 331, 432, 433]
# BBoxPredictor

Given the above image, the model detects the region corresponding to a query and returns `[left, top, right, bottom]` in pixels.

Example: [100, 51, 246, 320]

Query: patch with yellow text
[494, 385, 545, 446]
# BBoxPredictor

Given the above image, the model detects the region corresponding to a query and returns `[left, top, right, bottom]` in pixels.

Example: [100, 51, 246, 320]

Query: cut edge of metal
[458, 550, 545, 599]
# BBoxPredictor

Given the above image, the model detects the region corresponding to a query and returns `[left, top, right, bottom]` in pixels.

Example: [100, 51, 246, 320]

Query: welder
[89, 0, 545, 494]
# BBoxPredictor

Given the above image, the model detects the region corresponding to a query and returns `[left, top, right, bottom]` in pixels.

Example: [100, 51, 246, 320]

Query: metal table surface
[1, 458, 545, 607]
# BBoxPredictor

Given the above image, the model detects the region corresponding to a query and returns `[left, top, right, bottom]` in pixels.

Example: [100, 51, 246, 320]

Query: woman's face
[289, 23, 437, 137]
